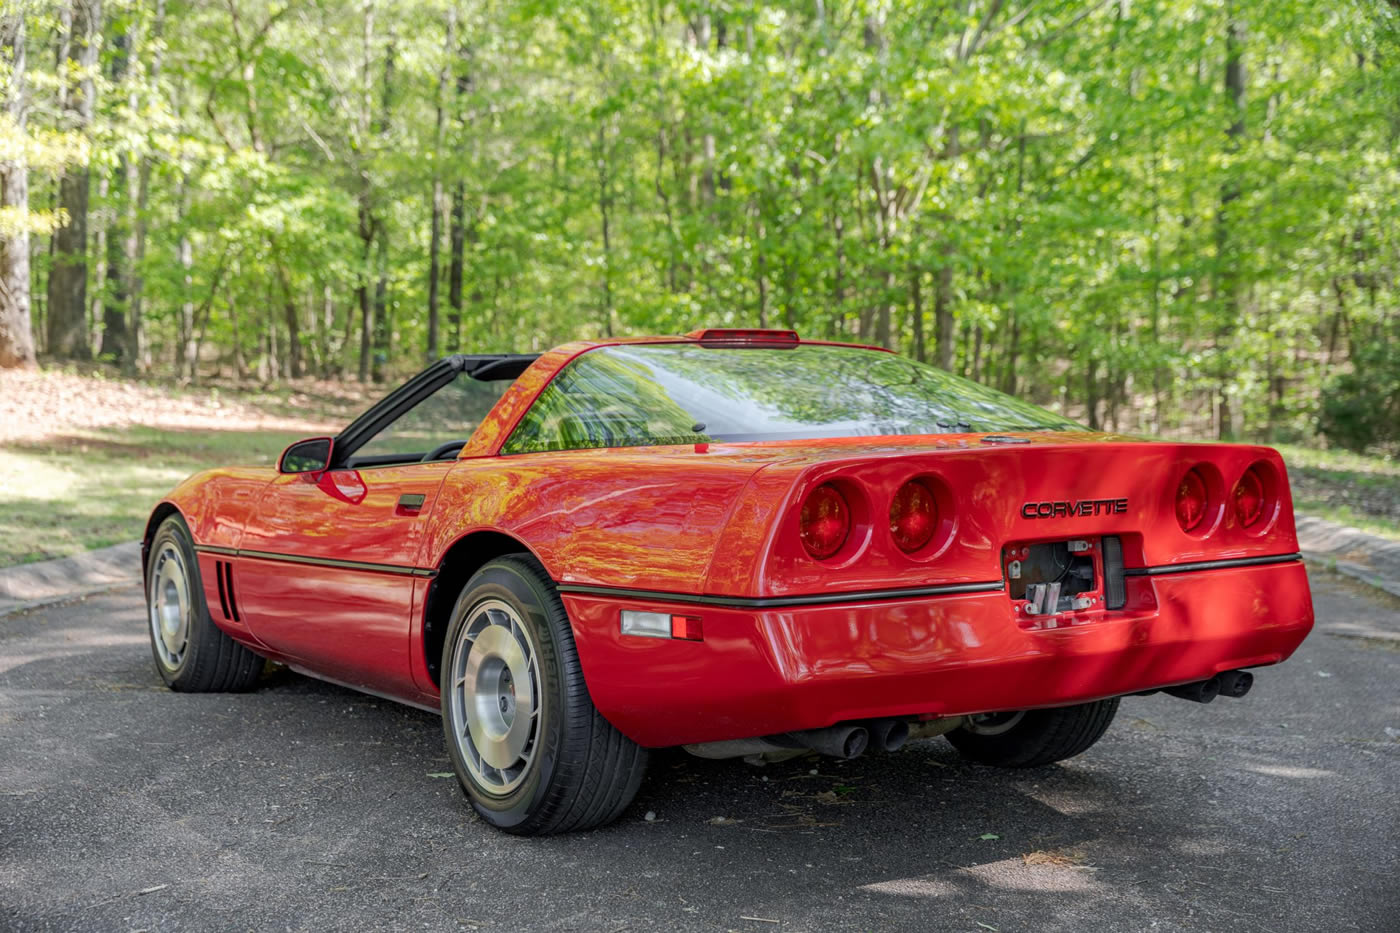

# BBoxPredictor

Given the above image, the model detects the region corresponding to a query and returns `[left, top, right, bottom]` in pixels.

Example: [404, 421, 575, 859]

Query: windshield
[502, 343, 1080, 454]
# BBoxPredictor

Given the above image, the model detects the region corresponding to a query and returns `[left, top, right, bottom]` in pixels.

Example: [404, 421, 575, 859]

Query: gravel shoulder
[1, 573, 1397, 932]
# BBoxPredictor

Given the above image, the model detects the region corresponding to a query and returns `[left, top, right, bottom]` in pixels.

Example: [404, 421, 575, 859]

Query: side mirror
[279, 436, 334, 474]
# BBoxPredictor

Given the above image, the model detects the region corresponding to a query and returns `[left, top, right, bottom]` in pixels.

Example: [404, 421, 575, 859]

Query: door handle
[396, 494, 426, 514]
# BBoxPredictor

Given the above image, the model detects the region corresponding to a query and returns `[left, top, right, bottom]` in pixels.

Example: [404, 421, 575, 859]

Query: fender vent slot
[215, 560, 232, 619]
[219, 561, 242, 623]
[1102, 536, 1126, 610]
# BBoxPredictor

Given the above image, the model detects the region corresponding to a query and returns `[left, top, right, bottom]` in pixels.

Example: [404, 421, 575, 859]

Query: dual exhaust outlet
[1159, 669, 1254, 704]
[792, 718, 910, 759]
[687, 670, 1256, 762]
[683, 717, 915, 762]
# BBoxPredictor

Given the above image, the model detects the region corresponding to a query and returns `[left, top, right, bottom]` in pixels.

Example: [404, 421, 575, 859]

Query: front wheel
[440, 555, 648, 835]
[145, 514, 263, 692]
[945, 699, 1120, 768]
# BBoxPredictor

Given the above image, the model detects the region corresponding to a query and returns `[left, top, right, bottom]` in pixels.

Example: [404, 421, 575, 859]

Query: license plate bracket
[1005, 538, 1103, 620]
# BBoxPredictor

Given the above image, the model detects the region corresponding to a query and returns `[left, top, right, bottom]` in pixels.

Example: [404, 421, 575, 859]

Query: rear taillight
[1175, 468, 1209, 532]
[800, 483, 850, 559]
[1233, 466, 1265, 528]
[889, 480, 937, 552]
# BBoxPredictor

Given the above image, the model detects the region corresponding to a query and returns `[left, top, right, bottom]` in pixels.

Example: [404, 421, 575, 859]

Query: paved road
[2, 573, 1397, 933]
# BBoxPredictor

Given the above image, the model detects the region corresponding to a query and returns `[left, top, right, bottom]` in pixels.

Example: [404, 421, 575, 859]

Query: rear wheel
[440, 555, 647, 835]
[145, 515, 263, 692]
[945, 699, 1120, 768]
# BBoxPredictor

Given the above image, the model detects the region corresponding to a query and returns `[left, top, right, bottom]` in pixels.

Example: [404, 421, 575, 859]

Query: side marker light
[620, 610, 704, 642]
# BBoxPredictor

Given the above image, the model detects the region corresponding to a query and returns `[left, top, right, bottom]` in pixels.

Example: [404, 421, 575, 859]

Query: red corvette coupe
[143, 329, 1314, 834]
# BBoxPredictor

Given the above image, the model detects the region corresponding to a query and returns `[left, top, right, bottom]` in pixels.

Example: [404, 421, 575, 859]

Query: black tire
[945, 699, 1120, 768]
[145, 514, 263, 693]
[439, 555, 647, 835]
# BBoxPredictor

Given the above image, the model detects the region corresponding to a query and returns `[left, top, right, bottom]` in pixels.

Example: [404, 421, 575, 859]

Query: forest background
[1, 0, 1399, 453]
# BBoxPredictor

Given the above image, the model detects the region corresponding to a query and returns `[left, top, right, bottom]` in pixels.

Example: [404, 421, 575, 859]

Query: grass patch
[0, 427, 306, 566]
[1273, 444, 1400, 540]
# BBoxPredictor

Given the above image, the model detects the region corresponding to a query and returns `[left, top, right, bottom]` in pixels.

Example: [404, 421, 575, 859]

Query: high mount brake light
[1176, 468, 1210, 532]
[1234, 466, 1265, 528]
[800, 483, 850, 559]
[890, 480, 937, 552]
[687, 328, 800, 348]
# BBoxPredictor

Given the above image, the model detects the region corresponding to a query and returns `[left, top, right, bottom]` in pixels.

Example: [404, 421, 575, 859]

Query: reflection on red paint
[316, 469, 368, 504]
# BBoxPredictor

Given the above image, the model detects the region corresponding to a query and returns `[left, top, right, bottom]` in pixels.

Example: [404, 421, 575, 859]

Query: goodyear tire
[945, 699, 1120, 768]
[145, 514, 263, 692]
[440, 555, 648, 835]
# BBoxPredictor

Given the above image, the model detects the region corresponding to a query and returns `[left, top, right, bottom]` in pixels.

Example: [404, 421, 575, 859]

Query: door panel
[234, 463, 451, 698]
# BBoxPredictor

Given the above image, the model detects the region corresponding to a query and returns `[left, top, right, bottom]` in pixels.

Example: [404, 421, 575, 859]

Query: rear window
[502, 343, 1079, 454]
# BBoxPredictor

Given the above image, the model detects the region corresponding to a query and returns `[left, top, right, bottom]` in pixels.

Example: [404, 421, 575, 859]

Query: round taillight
[890, 480, 937, 552]
[1176, 468, 1209, 532]
[800, 484, 850, 559]
[1234, 466, 1265, 527]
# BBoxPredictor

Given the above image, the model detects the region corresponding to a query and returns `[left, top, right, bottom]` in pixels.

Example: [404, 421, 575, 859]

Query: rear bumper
[563, 559, 1314, 747]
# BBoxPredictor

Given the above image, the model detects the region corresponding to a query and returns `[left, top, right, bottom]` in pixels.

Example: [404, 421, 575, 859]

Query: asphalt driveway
[1, 572, 1397, 932]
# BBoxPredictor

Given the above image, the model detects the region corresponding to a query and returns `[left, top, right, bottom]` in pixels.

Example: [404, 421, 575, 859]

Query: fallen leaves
[0, 368, 343, 444]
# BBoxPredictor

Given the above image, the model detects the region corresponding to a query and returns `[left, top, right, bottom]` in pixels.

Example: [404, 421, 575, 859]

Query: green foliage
[10, 0, 1400, 445]
[1319, 340, 1400, 454]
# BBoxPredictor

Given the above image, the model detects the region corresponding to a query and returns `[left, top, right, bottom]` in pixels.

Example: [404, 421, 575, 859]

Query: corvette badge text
[1021, 498, 1129, 519]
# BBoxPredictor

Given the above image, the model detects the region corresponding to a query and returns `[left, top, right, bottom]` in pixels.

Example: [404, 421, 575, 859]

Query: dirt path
[0, 369, 358, 443]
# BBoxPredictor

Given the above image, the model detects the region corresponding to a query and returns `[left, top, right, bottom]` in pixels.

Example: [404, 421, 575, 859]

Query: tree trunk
[597, 119, 614, 336]
[426, 8, 455, 360]
[357, 189, 375, 382]
[368, 33, 395, 381]
[448, 183, 465, 348]
[911, 268, 925, 362]
[934, 262, 954, 370]
[98, 26, 129, 362]
[176, 172, 197, 380]
[274, 258, 303, 378]
[99, 168, 128, 361]
[372, 230, 389, 382]
[124, 0, 165, 374]
[1084, 357, 1101, 431]
[752, 200, 769, 328]
[933, 125, 961, 371]
[830, 206, 846, 338]
[1214, 5, 1246, 439]
[46, 0, 102, 360]
[0, 13, 36, 369]
[229, 296, 246, 382]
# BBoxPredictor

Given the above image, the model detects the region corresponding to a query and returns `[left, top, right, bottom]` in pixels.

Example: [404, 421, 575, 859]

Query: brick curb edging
[0, 541, 141, 618]
[1295, 515, 1400, 600]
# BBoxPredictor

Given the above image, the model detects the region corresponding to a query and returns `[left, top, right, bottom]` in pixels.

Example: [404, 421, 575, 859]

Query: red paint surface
[149, 333, 1315, 743]
[563, 561, 1313, 746]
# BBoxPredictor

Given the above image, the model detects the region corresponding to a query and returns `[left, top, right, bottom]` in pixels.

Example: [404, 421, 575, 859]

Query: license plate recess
[1004, 537, 1125, 629]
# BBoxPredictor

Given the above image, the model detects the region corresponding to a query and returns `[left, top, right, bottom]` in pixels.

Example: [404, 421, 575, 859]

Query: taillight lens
[1175, 468, 1209, 532]
[890, 480, 937, 552]
[1234, 466, 1265, 527]
[800, 483, 850, 559]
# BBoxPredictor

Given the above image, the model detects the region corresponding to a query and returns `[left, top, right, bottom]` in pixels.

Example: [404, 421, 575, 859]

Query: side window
[353, 373, 509, 463]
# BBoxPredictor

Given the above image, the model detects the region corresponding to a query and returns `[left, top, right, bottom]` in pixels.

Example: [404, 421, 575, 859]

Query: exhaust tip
[1216, 670, 1254, 698]
[868, 719, 910, 753]
[1165, 676, 1221, 704]
[787, 724, 871, 759]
